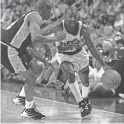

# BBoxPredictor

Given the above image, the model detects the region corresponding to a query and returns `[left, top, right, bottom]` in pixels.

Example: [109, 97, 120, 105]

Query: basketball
[101, 69, 121, 89]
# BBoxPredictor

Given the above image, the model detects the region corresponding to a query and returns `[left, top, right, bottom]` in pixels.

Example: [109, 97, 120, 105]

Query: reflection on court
[1, 90, 124, 124]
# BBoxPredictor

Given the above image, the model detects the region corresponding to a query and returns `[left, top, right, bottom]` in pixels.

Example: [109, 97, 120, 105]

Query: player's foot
[13, 95, 25, 105]
[84, 98, 92, 112]
[21, 106, 46, 120]
[79, 99, 91, 118]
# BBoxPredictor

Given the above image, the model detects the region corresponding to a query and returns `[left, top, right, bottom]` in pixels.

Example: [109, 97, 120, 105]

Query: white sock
[19, 86, 26, 97]
[25, 100, 34, 109]
[68, 81, 82, 103]
[82, 84, 89, 98]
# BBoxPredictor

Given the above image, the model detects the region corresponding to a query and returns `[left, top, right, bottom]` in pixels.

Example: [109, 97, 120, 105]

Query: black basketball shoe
[21, 106, 46, 120]
[79, 99, 91, 118]
[84, 98, 92, 112]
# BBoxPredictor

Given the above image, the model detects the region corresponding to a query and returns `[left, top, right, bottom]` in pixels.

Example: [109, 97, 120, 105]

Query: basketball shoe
[13, 95, 25, 105]
[21, 105, 46, 120]
[79, 99, 91, 118]
[84, 98, 92, 112]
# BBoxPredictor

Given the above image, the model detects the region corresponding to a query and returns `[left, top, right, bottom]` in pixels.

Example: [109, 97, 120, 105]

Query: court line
[1, 90, 124, 116]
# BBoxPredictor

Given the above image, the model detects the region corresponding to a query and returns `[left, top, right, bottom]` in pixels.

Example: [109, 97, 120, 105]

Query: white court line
[1, 90, 124, 116]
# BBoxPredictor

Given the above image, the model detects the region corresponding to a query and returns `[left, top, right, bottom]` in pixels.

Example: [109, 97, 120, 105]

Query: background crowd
[1, 0, 124, 99]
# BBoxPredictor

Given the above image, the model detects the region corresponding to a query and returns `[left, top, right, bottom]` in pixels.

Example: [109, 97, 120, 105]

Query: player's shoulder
[27, 11, 42, 25]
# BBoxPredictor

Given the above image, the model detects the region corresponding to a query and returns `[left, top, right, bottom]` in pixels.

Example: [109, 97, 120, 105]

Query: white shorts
[53, 50, 89, 72]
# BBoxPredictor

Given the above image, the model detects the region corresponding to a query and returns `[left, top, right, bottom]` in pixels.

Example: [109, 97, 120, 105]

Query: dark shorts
[1, 43, 33, 73]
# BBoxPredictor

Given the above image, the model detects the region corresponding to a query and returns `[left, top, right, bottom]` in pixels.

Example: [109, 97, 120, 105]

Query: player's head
[64, 6, 79, 27]
[36, 0, 52, 20]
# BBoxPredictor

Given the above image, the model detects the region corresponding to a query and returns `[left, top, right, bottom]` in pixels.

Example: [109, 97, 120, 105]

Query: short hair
[65, 6, 78, 15]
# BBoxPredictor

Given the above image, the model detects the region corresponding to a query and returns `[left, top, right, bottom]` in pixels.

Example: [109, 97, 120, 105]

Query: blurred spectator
[102, 40, 113, 62]
[114, 13, 124, 33]
[116, 39, 124, 60]
[116, 39, 124, 49]
[1, 6, 14, 29]
[114, 31, 122, 41]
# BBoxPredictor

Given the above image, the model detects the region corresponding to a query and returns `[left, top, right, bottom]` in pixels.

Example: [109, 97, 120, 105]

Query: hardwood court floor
[1, 90, 124, 124]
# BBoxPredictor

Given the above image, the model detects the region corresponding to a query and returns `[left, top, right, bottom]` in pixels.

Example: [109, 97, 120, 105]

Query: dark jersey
[1, 11, 39, 54]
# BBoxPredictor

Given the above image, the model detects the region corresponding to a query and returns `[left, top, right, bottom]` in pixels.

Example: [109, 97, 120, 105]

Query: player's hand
[55, 31, 66, 41]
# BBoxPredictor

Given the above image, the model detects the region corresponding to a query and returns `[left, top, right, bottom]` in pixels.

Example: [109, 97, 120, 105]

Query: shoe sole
[21, 111, 46, 120]
[21, 115, 46, 120]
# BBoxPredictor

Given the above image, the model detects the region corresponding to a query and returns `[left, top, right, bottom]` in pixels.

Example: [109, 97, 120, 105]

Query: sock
[19, 86, 26, 97]
[25, 100, 34, 109]
[82, 84, 89, 98]
[68, 81, 83, 103]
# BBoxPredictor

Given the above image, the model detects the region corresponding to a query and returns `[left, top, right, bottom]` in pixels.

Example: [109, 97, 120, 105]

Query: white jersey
[56, 20, 88, 57]
[53, 20, 89, 72]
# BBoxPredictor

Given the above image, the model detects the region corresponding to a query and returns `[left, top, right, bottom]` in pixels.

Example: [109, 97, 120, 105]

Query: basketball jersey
[57, 20, 88, 56]
[1, 11, 40, 54]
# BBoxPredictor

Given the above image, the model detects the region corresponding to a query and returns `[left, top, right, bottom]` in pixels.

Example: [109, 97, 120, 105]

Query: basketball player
[35, 6, 110, 117]
[1, 0, 65, 120]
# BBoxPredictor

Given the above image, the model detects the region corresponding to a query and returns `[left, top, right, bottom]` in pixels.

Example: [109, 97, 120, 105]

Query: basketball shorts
[54, 50, 89, 72]
[1, 43, 33, 74]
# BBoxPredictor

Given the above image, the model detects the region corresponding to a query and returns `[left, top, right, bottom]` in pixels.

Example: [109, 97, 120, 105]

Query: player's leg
[18, 67, 45, 120]
[61, 61, 90, 117]
[60, 61, 83, 103]
[1, 43, 26, 104]
[14, 61, 42, 106]
[73, 50, 91, 116]
[78, 66, 92, 112]
[7, 48, 45, 120]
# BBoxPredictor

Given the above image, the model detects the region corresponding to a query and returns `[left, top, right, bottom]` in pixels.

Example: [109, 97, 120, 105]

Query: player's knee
[67, 71, 75, 84]
[60, 62, 75, 83]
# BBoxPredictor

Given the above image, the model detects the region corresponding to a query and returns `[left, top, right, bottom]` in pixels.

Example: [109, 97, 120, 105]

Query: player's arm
[40, 21, 63, 35]
[27, 44, 46, 63]
[28, 13, 58, 44]
[80, 25, 106, 67]
[39, 22, 65, 43]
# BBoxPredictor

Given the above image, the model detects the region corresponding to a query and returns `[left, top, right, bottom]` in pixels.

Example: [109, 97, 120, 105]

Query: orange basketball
[101, 69, 121, 89]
